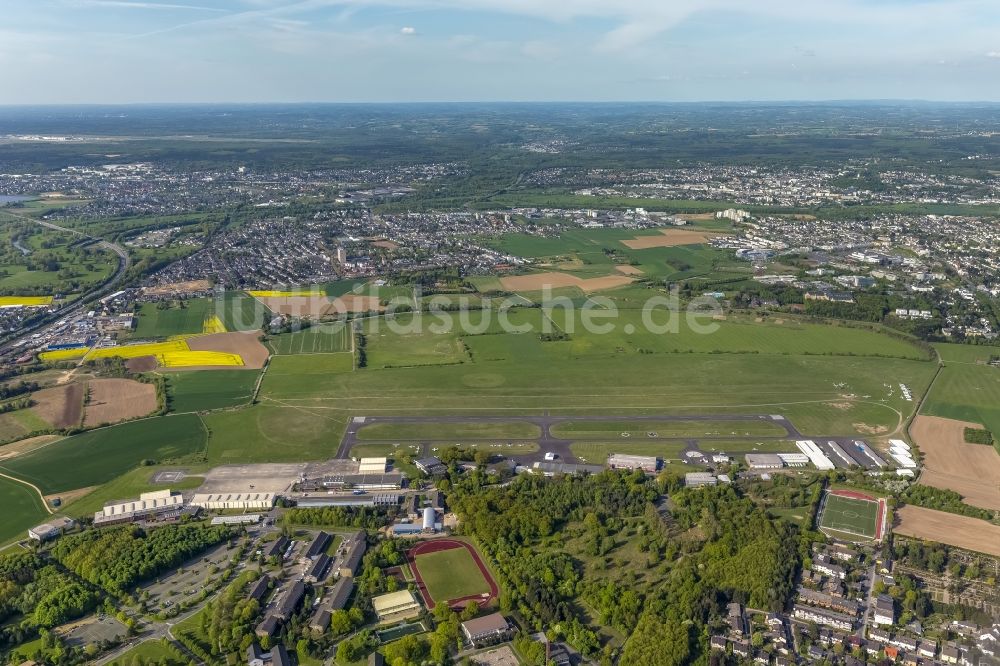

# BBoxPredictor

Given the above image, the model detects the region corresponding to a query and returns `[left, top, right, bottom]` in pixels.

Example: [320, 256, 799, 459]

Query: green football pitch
[819, 493, 879, 539]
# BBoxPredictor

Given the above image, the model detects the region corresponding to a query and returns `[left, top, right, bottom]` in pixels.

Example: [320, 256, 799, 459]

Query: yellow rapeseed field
[38, 347, 90, 361]
[86, 339, 189, 360]
[156, 351, 244, 367]
[201, 315, 227, 334]
[0, 296, 54, 307]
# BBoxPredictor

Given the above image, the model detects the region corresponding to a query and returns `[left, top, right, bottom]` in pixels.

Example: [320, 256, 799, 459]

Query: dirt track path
[0, 470, 52, 515]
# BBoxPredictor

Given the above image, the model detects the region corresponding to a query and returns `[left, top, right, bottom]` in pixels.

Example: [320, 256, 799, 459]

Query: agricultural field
[0, 407, 52, 443]
[909, 415, 1000, 511]
[894, 505, 1000, 557]
[269, 322, 353, 354]
[357, 421, 540, 441]
[259, 353, 354, 396]
[165, 369, 260, 413]
[216, 290, 272, 332]
[818, 492, 880, 541]
[0, 474, 51, 546]
[0, 414, 207, 494]
[81, 378, 158, 428]
[550, 419, 787, 439]
[131, 298, 212, 338]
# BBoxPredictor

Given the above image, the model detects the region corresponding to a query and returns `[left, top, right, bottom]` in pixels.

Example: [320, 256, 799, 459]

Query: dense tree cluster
[901, 485, 997, 522]
[52, 524, 231, 595]
[283, 506, 395, 529]
[0, 553, 100, 651]
[178, 570, 262, 660]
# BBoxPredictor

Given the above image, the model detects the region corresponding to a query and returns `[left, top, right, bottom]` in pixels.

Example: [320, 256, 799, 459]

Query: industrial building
[414, 456, 446, 475]
[422, 506, 437, 532]
[93, 489, 185, 526]
[796, 440, 836, 470]
[190, 492, 276, 511]
[211, 514, 263, 525]
[777, 452, 810, 467]
[607, 453, 660, 473]
[372, 590, 421, 622]
[296, 493, 399, 507]
[531, 461, 603, 476]
[301, 473, 403, 491]
[461, 613, 513, 647]
[745, 453, 784, 469]
[685, 472, 718, 488]
[28, 517, 75, 542]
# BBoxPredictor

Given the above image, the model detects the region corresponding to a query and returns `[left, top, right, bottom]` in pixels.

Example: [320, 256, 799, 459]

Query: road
[0, 209, 131, 355]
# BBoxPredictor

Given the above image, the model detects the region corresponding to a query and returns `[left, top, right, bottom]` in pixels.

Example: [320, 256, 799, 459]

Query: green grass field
[922, 359, 1000, 436]
[132, 298, 211, 338]
[819, 493, 879, 539]
[0, 475, 51, 546]
[569, 441, 688, 462]
[357, 421, 540, 441]
[106, 639, 189, 666]
[62, 466, 205, 519]
[165, 369, 260, 413]
[0, 414, 207, 494]
[259, 353, 354, 397]
[550, 419, 787, 439]
[364, 315, 469, 368]
[204, 404, 347, 465]
[414, 546, 491, 604]
[217, 291, 271, 332]
[269, 323, 353, 354]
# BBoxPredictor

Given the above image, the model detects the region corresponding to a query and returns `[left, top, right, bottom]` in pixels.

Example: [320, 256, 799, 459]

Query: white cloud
[987, 51, 1000, 58]
[400, 26, 416, 35]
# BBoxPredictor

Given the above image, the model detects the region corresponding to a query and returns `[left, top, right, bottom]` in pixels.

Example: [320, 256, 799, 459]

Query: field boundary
[408, 539, 499, 610]
[0, 470, 53, 515]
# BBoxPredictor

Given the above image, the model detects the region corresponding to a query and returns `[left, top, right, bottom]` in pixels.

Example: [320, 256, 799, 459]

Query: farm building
[93, 489, 184, 526]
[372, 590, 421, 622]
[415, 456, 446, 475]
[190, 492, 276, 510]
[339, 530, 367, 577]
[607, 453, 660, 473]
[796, 440, 836, 470]
[461, 613, 513, 647]
[358, 457, 388, 474]
[745, 453, 784, 469]
[685, 472, 718, 488]
[777, 453, 810, 467]
[27, 517, 76, 542]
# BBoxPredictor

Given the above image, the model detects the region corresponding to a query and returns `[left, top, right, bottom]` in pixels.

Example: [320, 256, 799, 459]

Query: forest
[448, 470, 805, 666]
[51, 524, 231, 596]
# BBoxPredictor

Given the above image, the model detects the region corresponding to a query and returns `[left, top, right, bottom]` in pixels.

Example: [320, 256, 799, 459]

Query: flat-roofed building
[414, 456, 446, 476]
[685, 472, 718, 488]
[531, 461, 603, 476]
[28, 517, 75, 542]
[190, 492, 275, 510]
[461, 613, 513, 647]
[746, 453, 784, 469]
[94, 489, 183, 525]
[796, 440, 835, 470]
[777, 453, 810, 467]
[358, 457, 388, 474]
[607, 453, 660, 473]
[372, 590, 420, 622]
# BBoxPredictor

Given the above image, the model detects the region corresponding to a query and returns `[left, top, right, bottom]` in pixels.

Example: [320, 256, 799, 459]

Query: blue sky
[2, 0, 999, 103]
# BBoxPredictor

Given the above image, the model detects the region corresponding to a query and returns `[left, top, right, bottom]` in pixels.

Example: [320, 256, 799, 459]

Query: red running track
[408, 539, 499, 610]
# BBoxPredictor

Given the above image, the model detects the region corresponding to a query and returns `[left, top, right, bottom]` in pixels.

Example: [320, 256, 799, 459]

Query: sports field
[819, 491, 881, 540]
[269, 323, 352, 354]
[0, 414, 207, 494]
[409, 540, 498, 609]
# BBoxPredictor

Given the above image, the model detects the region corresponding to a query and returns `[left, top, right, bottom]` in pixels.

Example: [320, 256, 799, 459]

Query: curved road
[0, 209, 131, 354]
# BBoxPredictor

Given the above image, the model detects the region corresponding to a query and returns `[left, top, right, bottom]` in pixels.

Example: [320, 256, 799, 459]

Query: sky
[2, 0, 1000, 104]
